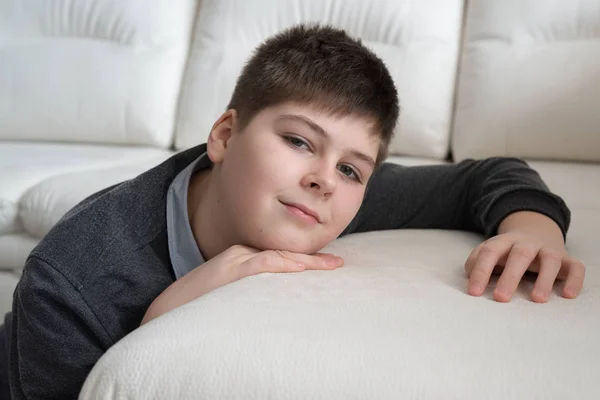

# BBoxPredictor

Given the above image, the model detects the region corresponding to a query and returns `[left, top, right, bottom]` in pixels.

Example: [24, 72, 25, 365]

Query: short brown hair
[226, 23, 399, 166]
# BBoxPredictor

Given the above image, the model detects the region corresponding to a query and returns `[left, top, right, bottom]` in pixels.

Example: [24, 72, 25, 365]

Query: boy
[0, 24, 585, 399]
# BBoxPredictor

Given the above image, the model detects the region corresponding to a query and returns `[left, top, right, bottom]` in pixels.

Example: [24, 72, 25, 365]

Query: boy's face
[207, 102, 380, 255]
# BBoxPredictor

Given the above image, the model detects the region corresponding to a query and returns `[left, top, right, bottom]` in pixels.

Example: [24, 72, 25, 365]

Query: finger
[244, 251, 306, 275]
[298, 251, 344, 270]
[271, 250, 343, 272]
[465, 236, 509, 275]
[467, 239, 513, 296]
[494, 244, 539, 302]
[466, 253, 506, 276]
[274, 250, 344, 270]
[530, 248, 563, 303]
[464, 245, 481, 276]
[561, 258, 586, 299]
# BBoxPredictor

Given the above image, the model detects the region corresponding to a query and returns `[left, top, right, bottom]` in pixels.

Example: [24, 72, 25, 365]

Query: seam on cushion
[170, 0, 203, 150]
[0, 199, 22, 234]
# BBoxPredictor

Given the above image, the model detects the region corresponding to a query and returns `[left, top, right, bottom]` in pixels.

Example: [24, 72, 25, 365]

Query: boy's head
[198, 24, 399, 257]
[227, 23, 399, 166]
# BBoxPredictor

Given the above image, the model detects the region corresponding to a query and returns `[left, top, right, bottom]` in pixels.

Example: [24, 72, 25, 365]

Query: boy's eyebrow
[277, 114, 376, 168]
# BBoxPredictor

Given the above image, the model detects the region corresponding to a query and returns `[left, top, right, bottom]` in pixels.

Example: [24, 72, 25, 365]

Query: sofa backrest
[452, 0, 600, 163]
[173, 0, 464, 160]
[2, 0, 598, 163]
[0, 0, 196, 148]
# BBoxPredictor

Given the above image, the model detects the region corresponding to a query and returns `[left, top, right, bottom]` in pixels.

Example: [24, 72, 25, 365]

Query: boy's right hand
[141, 245, 343, 325]
[217, 244, 344, 281]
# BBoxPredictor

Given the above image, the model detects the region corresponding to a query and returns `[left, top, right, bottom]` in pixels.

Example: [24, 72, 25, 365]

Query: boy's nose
[302, 171, 336, 197]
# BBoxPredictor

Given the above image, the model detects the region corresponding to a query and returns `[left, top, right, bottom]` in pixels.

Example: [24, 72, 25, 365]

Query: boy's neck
[187, 168, 231, 261]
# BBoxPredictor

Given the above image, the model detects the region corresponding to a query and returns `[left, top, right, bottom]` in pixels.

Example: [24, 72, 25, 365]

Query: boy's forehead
[268, 101, 379, 134]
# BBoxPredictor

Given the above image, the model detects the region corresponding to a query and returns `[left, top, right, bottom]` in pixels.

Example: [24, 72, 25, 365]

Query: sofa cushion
[0, 0, 196, 147]
[385, 155, 449, 167]
[0, 234, 38, 271]
[80, 225, 600, 399]
[453, 0, 600, 162]
[79, 161, 600, 399]
[174, 0, 464, 159]
[528, 160, 600, 212]
[19, 156, 173, 239]
[0, 142, 173, 235]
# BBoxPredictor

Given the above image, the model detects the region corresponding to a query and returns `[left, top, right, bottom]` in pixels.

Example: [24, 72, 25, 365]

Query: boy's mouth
[279, 201, 321, 224]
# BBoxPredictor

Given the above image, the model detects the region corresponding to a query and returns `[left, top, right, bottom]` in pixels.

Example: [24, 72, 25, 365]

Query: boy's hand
[464, 213, 586, 303]
[218, 244, 345, 281]
[142, 245, 343, 325]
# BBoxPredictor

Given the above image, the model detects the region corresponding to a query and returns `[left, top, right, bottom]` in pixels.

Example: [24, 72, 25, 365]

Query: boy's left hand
[464, 214, 586, 303]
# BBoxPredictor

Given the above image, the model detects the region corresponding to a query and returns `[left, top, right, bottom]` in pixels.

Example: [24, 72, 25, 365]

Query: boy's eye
[283, 135, 361, 183]
[338, 164, 360, 181]
[284, 136, 310, 150]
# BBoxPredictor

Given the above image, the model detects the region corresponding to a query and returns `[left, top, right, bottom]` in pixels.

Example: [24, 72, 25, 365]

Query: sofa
[1, 0, 599, 398]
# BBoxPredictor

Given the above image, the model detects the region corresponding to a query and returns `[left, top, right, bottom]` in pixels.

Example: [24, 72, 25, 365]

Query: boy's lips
[279, 201, 322, 224]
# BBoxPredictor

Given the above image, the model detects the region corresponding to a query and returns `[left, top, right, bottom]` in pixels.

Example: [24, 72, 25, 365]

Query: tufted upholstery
[0, 0, 197, 147]
[453, 0, 600, 162]
[174, 0, 464, 159]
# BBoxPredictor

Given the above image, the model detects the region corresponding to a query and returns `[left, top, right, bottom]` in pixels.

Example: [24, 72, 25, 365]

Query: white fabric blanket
[80, 227, 600, 400]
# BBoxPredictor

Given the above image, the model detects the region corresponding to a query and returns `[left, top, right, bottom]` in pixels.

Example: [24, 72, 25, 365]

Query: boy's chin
[250, 232, 329, 255]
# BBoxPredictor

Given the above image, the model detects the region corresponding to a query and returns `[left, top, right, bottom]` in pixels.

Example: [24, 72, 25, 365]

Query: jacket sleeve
[342, 157, 571, 240]
[9, 256, 113, 400]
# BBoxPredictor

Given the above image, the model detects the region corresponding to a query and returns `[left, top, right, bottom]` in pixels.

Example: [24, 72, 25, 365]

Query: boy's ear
[207, 109, 238, 164]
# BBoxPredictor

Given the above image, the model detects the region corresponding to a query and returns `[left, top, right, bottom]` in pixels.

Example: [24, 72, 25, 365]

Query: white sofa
[1, 0, 599, 398]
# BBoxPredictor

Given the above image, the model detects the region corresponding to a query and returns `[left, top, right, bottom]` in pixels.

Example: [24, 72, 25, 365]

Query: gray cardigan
[3, 143, 570, 399]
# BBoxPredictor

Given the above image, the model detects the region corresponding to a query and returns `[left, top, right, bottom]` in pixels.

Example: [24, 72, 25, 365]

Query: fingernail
[471, 284, 482, 294]
[327, 257, 340, 266]
[531, 290, 546, 302]
[494, 289, 511, 302]
[296, 262, 305, 269]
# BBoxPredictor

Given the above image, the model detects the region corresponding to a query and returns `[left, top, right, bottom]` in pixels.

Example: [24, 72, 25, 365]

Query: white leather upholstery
[0, 142, 173, 234]
[174, 0, 463, 159]
[527, 160, 600, 211]
[19, 155, 175, 239]
[0, 234, 38, 272]
[385, 155, 448, 167]
[80, 160, 600, 399]
[453, 0, 600, 162]
[0, 0, 196, 147]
